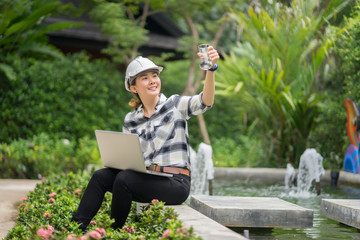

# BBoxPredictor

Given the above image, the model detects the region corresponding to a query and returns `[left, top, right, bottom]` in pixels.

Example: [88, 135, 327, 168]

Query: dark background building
[44, 3, 184, 60]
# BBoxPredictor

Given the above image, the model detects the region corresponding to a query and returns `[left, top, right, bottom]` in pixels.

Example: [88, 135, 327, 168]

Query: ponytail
[128, 93, 142, 109]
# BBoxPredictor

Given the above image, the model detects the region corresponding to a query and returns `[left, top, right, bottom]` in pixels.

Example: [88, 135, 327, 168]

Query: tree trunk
[197, 114, 211, 145]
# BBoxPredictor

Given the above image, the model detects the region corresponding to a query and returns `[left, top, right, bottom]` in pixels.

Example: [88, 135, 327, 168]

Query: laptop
[94, 130, 173, 177]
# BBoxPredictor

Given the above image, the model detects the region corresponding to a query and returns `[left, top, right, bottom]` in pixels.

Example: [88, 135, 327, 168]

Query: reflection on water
[213, 180, 360, 240]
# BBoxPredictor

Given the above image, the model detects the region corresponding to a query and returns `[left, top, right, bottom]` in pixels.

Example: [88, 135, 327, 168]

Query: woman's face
[130, 71, 161, 98]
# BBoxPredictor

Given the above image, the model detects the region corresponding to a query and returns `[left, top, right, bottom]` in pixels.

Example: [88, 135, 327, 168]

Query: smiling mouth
[148, 86, 157, 90]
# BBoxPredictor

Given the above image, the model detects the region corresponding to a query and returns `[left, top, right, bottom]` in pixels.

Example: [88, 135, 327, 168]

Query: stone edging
[214, 167, 360, 186]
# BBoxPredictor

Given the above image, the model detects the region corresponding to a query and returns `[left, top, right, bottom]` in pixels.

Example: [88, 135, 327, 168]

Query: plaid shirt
[122, 93, 211, 168]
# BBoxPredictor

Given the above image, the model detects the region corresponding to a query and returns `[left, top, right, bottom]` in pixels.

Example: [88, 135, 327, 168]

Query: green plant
[212, 135, 265, 168]
[0, 133, 101, 179]
[215, 0, 350, 167]
[309, 2, 360, 161]
[0, 0, 81, 81]
[323, 152, 343, 170]
[0, 53, 129, 143]
[5, 171, 201, 240]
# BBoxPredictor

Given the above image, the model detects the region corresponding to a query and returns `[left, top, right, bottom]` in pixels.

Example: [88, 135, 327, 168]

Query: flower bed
[5, 171, 201, 240]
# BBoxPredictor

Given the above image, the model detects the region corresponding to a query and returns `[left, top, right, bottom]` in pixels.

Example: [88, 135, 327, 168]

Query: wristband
[208, 63, 218, 72]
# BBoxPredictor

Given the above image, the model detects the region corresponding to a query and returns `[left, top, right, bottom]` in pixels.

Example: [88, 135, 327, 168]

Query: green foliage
[5, 171, 201, 240]
[88, 0, 149, 64]
[309, 2, 360, 163]
[0, 52, 130, 143]
[0, 0, 81, 80]
[212, 135, 266, 168]
[0, 133, 101, 179]
[215, 0, 350, 167]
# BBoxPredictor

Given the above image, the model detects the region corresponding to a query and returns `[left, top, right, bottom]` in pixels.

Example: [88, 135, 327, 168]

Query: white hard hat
[124, 56, 163, 92]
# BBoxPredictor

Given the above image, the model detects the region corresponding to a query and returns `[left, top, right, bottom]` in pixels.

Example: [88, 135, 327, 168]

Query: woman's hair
[128, 79, 142, 109]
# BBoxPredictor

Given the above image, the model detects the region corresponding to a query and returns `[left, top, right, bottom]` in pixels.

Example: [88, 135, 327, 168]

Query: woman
[72, 46, 219, 230]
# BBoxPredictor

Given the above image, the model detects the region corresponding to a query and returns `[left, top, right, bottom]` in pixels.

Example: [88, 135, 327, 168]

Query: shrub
[0, 52, 130, 143]
[309, 3, 360, 162]
[212, 135, 266, 168]
[5, 171, 201, 240]
[0, 133, 101, 179]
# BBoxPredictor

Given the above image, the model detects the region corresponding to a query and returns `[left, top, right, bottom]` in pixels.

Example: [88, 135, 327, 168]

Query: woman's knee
[113, 170, 133, 184]
[91, 168, 109, 181]
[113, 170, 141, 192]
[90, 168, 118, 190]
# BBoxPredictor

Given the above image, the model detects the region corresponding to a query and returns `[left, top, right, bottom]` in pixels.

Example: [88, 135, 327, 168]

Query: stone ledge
[137, 202, 246, 239]
[190, 195, 313, 228]
[168, 204, 247, 240]
[320, 199, 360, 229]
[213, 168, 360, 186]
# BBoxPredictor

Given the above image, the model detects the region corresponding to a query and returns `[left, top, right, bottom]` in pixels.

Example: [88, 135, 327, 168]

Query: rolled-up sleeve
[173, 92, 212, 120]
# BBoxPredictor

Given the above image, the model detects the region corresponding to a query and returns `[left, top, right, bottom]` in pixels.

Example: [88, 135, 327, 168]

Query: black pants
[72, 168, 191, 229]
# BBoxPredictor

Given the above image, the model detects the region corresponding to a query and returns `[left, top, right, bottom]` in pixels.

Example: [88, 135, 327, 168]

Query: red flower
[74, 189, 82, 194]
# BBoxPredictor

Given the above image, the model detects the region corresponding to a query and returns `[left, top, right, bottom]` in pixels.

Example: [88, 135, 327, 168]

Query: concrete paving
[190, 195, 313, 228]
[0, 179, 41, 239]
[320, 199, 360, 229]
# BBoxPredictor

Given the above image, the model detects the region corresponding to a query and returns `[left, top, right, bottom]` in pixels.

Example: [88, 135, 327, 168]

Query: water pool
[212, 180, 360, 239]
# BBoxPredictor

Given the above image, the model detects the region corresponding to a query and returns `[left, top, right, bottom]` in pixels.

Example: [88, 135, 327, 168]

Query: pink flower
[37, 228, 47, 237]
[47, 225, 54, 233]
[89, 231, 101, 239]
[24, 206, 28, 211]
[44, 212, 51, 218]
[166, 218, 172, 222]
[162, 229, 172, 238]
[48, 198, 55, 203]
[37, 228, 49, 239]
[37, 228, 54, 240]
[49, 192, 56, 197]
[74, 189, 82, 194]
[66, 234, 77, 240]
[95, 228, 106, 236]
[90, 220, 96, 225]
[22, 196, 28, 201]
[138, 236, 145, 240]
[122, 225, 135, 233]
[151, 199, 159, 204]
[80, 235, 89, 240]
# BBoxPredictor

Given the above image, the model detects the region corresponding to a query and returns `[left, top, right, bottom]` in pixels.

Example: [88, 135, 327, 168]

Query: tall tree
[87, 0, 169, 65]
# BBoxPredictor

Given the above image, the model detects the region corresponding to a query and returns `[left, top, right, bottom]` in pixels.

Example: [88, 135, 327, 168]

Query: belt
[147, 165, 190, 177]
